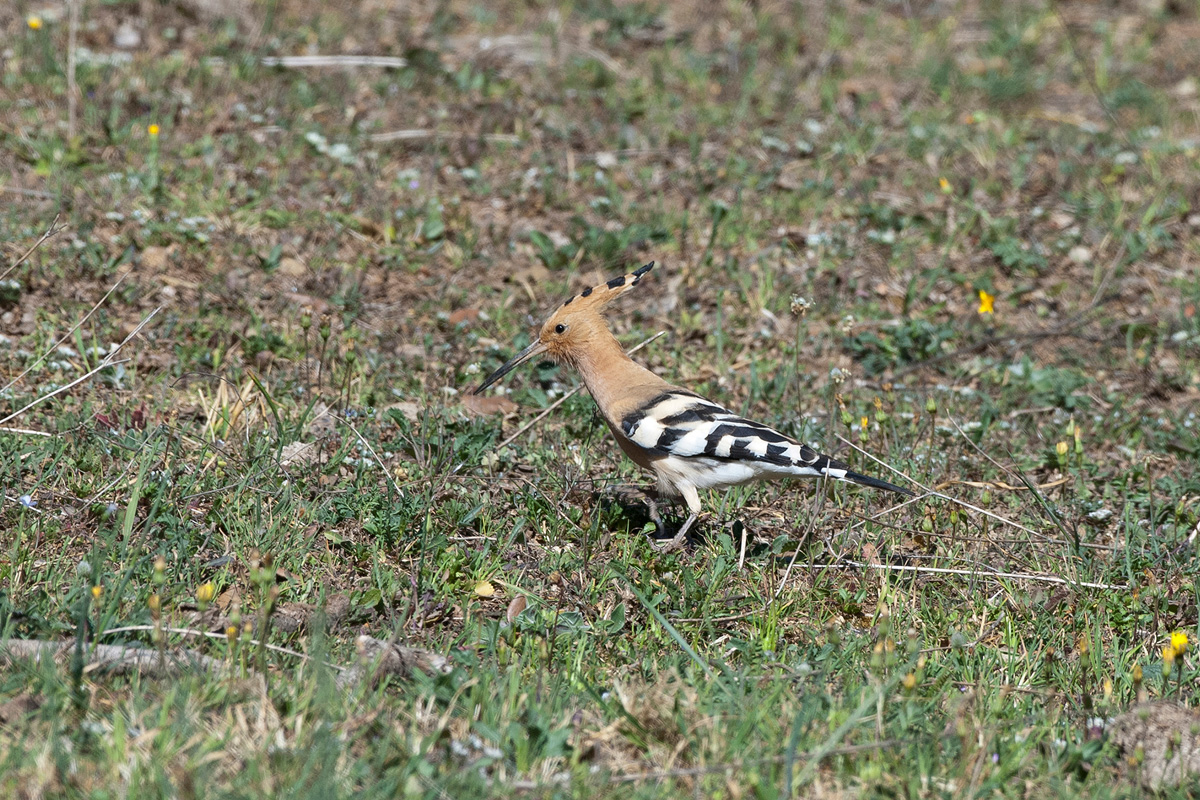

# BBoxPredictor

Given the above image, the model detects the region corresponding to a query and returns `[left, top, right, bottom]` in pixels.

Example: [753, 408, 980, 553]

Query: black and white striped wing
[619, 391, 837, 478]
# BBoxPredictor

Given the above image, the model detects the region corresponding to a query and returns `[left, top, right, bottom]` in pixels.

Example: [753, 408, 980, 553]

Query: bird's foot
[649, 512, 696, 553]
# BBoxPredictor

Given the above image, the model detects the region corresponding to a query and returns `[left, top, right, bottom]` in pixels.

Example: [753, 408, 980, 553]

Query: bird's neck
[571, 331, 666, 422]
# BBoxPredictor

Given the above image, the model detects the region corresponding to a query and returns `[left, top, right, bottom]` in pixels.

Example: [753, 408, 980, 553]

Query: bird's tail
[790, 443, 914, 497]
[839, 468, 914, 497]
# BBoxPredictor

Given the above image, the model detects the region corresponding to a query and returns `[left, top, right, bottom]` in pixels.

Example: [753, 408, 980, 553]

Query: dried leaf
[473, 580, 496, 598]
[506, 595, 527, 623]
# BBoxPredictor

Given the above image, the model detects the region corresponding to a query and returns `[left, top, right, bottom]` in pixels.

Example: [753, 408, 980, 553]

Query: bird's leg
[646, 496, 665, 537]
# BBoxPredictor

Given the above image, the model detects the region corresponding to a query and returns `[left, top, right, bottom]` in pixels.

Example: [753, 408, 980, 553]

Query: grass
[3, 0, 1200, 795]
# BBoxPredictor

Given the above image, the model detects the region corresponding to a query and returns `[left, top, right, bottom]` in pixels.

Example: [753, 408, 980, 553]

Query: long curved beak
[473, 340, 548, 395]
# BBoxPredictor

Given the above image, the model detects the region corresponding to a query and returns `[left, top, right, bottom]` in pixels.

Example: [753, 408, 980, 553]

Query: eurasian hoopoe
[475, 262, 913, 544]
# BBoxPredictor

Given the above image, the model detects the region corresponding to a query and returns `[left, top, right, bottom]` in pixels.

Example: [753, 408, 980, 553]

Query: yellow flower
[977, 290, 995, 315]
[197, 582, 216, 605]
[939, 177, 952, 194]
[860, 416, 868, 431]
[148, 124, 160, 137]
[1171, 631, 1189, 656]
[91, 585, 103, 600]
[28, 16, 43, 30]
[1163, 645, 1176, 666]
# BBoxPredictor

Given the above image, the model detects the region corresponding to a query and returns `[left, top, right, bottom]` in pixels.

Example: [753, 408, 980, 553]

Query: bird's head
[474, 261, 654, 394]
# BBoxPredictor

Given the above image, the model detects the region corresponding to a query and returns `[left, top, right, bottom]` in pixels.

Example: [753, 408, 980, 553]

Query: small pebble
[114, 21, 140, 49]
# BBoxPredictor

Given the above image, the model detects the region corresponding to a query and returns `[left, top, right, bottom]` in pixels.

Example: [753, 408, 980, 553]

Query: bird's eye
[554, 323, 566, 334]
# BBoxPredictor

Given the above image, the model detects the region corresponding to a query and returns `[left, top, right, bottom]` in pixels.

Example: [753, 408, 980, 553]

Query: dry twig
[0, 214, 64, 283]
[0, 307, 160, 429]
[1, 638, 225, 677]
[260, 55, 408, 69]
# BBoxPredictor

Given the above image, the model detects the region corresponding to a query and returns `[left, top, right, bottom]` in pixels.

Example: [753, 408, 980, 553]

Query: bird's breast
[602, 416, 661, 472]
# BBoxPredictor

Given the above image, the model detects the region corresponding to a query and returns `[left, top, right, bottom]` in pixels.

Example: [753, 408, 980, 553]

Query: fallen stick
[0, 638, 224, 678]
[369, 129, 521, 144]
[2, 633, 449, 688]
[259, 55, 408, 69]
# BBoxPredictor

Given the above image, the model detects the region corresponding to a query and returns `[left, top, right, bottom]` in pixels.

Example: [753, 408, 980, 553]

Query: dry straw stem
[0, 214, 64, 283]
[197, 376, 266, 439]
[773, 471, 832, 599]
[100, 624, 342, 672]
[0, 307, 160, 430]
[791, 560, 1123, 591]
[0, 427, 52, 438]
[836, 433, 1054, 543]
[1, 268, 131, 397]
[827, 434, 1126, 591]
[940, 412, 1115, 552]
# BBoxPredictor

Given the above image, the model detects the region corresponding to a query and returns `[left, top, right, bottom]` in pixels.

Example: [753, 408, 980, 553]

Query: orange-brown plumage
[474, 261, 913, 546]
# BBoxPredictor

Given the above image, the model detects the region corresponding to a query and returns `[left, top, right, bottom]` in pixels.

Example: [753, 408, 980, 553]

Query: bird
[473, 262, 914, 547]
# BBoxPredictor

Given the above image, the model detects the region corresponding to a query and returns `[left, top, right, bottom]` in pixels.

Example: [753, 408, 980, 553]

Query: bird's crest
[558, 261, 654, 315]
[473, 261, 655, 393]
